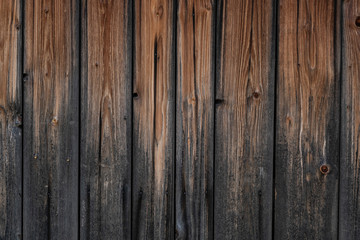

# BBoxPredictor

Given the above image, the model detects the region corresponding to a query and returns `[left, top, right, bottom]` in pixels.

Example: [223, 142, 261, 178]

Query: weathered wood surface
[23, 0, 79, 239]
[340, 0, 360, 239]
[0, 1, 22, 239]
[175, 0, 215, 239]
[79, 0, 132, 239]
[2, 0, 360, 239]
[275, 0, 339, 239]
[132, 0, 175, 239]
[214, 0, 275, 239]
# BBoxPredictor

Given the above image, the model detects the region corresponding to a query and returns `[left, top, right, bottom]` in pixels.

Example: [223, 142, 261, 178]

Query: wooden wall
[0, 0, 360, 239]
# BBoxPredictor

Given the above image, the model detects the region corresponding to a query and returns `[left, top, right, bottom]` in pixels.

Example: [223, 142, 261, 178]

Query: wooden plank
[23, 0, 79, 239]
[132, 0, 175, 238]
[79, 0, 132, 239]
[340, 0, 360, 238]
[175, 0, 214, 239]
[275, 0, 339, 239]
[214, 0, 275, 239]
[0, 0, 22, 239]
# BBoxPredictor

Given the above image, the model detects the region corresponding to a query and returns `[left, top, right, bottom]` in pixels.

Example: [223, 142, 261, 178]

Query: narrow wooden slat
[23, 0, 79, 239]
[275, 0, 339, 238]
[79, 0, 132, 239]
[340, 0, 360, 238]
[0, 0, 22, 239]
[175, 0, 215, 239]
[214, 0, 275, 239]
[132, 0, 175, 238]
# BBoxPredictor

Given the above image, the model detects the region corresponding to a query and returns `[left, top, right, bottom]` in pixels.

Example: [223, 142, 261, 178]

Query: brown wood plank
[275, 0, 340, 239]
[132, 0, 175, 239]
[340, 0, 360, 238]
[23, 0, 79, 239]
[0, 0, 22, 239]
[175, 0, 215, 239]
[79, 0, 132, 239]
[214, 0, 275, 239]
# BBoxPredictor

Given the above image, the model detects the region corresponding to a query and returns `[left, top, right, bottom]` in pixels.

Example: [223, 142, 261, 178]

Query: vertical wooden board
[275, 0, 339, 239]
[23, 0, 79, 239]
[80, 0, 132, 239]
[0, 0, 22, 239]
[214, 0, 275, 239]
[132, 0, 175, 239]
[175, 0, 214, 239]
[340, 0, 360, 238]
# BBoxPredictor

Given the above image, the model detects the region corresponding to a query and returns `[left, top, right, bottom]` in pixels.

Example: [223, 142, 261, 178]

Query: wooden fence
[0, 0, 359, 239]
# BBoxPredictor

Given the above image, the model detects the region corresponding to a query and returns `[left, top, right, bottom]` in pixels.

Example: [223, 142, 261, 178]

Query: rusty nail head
[320, 165, 329, 174]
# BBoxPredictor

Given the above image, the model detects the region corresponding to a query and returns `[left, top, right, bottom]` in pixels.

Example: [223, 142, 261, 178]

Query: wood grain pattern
[176, 0, 214, 239]
[340, 0, 360, 238]
[0, 1, 22, 239]
[80, 0, 132, 239]
[132, 0, 175, 239]
[2, 1, 360, 238]
[23, 0, 79, 239]
[275, 0, 339, 239]
[214, 0, 275, 239]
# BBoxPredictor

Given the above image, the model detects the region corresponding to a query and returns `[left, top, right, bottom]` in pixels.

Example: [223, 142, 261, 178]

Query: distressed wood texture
[175, 0, 215, 239]
[0, 1, 22, 239]
[80, 0, 132, 239]
[214, 0, 275, 239]
[23, 0, 79, 239]
[340, 0, 360, 238]
[3, 1, 360, 239]
[275, 0, 339, 239]
[132, 0, 175, 239]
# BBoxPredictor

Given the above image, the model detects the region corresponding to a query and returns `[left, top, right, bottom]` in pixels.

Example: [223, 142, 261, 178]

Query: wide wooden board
[132, 0, 175, 238]
[175, 0, 215, 239]
[23, 0, 80, 239]
[340, 0, 360, 238]
[275, 0, 340, 238]
[79, 0, 133, 239]
[214, 0, 275, 239]
[0, 0, 22, 239]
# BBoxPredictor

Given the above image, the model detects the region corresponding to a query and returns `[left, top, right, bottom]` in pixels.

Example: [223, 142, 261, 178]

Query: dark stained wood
[214, 0, 275, 239]
[0, 0, 22, 239]
[340, 0, 360, 238]
[175, 0, 215, 239]
[23, 0, 79, 239]
[79, 0, 132, 239]
[132, 0, 175, 239]
[2, 1, 360, 238]
[275, 0, 339, 239]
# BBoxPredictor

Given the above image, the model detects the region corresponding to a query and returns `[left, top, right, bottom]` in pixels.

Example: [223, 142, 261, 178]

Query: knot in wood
[253, 91, 260, 99]
[356, 16, 360, 27]
[51, 117, 58, 126]
[155, 6, 163, 17]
